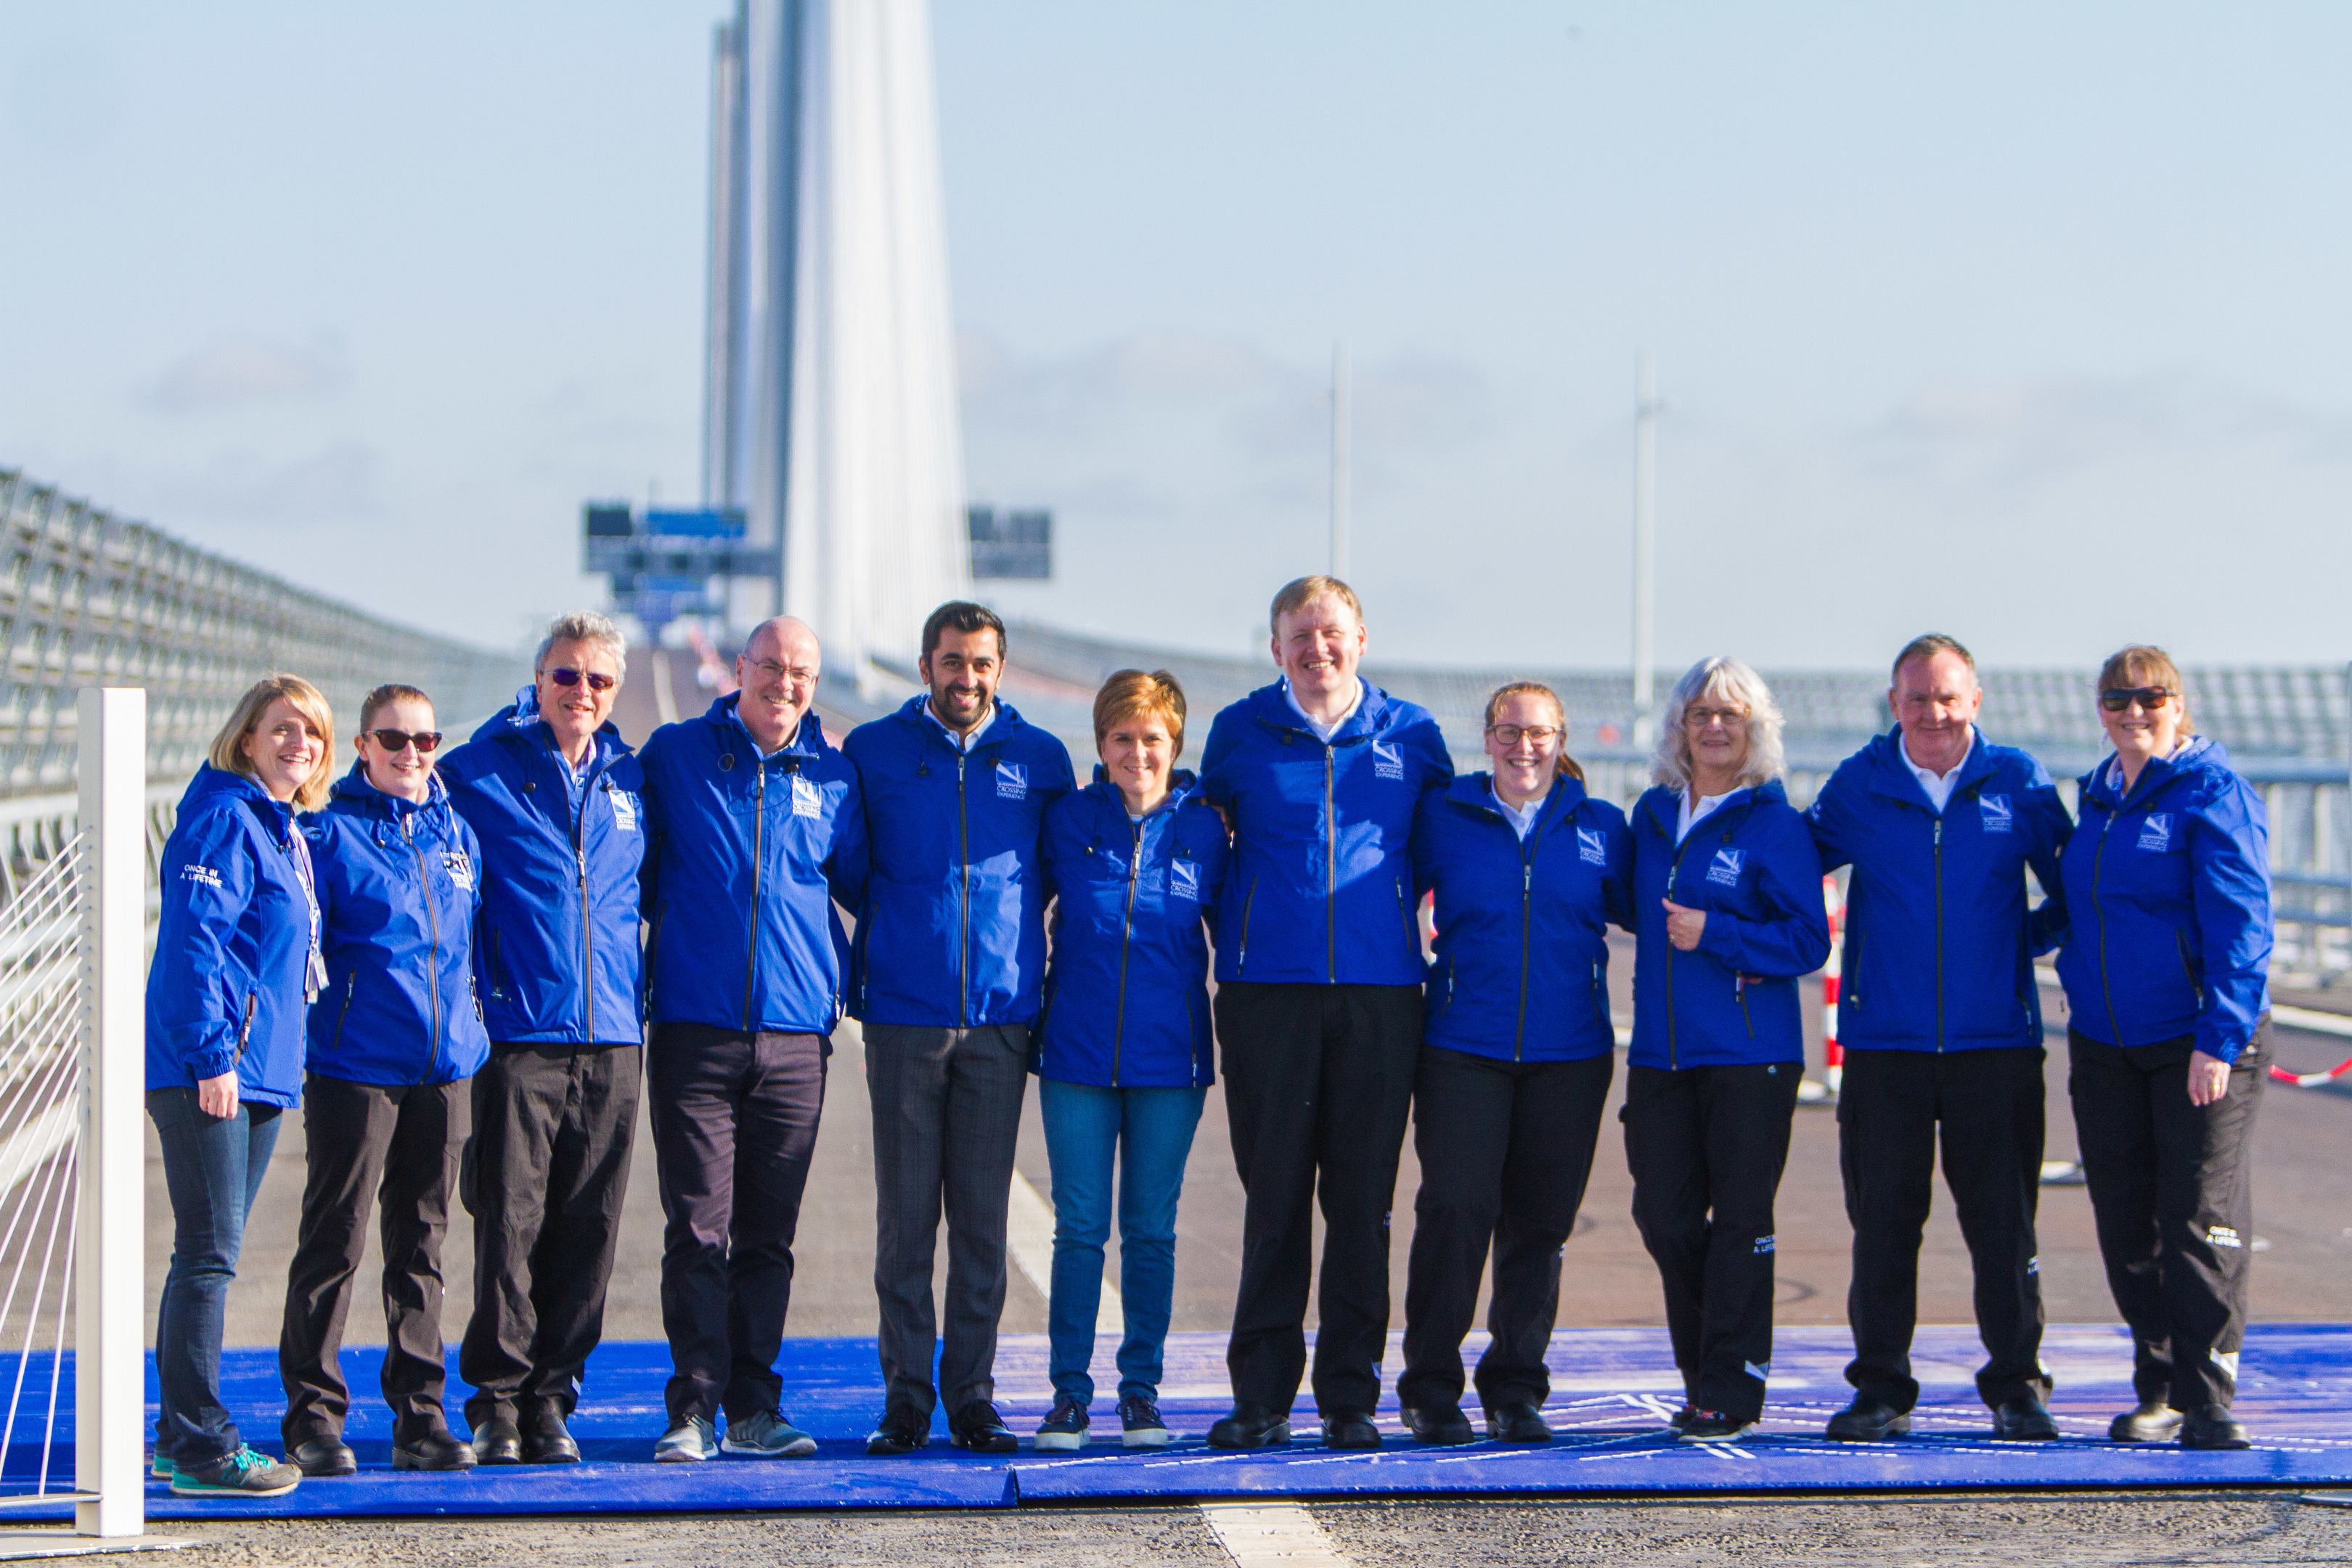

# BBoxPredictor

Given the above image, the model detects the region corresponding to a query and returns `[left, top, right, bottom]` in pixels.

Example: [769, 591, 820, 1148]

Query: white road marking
[1005, 1167, 1124, 1334]
[649, 647, 681, 726]
[1199, 1502, 1355, 1567]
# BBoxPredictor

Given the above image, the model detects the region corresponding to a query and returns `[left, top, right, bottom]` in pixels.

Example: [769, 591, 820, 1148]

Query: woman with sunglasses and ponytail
[2056, 648, 2271, 1450]
[276, 685, 490, 1477]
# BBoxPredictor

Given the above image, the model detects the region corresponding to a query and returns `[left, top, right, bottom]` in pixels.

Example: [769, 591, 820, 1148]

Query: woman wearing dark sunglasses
[2054, 646, 2271, 1450]
[277, 683, 491, 1476]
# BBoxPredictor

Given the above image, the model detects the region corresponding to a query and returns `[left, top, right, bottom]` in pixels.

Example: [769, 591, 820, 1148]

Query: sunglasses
[2099, 686, 2175, 713]
[369, 729, 443, 754]
[544, 667, 618, 693]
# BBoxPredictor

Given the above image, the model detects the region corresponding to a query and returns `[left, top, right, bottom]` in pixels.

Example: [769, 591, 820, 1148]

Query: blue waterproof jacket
[145, 764, 319, 1105]
[1199, 679, 1454, 987]
[1414, 772, 1634, 1063]
[438, 706, 646, 1046]
[1807, 729, 2073, 1053]
[844, 697, 1076, 1028]
[1629, 780, 1831, 1070]
[2055, 738, 2272, 1063]
[303, 767, 491, 1087]
[639, 696, 867, 1038]
[1036, 769, 1230, 1088]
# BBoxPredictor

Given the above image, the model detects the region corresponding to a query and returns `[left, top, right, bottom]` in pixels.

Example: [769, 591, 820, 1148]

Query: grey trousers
[863, 1022, 1029, 1417]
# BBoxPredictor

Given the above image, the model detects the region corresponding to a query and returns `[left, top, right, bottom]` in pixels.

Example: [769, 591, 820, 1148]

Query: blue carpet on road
[4, 1324, 2352, 1516]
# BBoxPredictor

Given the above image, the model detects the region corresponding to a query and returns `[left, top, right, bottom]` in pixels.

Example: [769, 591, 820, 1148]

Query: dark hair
[1093, 669, 1188, 757]
[1890, 633, 1976, 688]
[921, 601, 1008, 662]
[359, 682, 433, 734]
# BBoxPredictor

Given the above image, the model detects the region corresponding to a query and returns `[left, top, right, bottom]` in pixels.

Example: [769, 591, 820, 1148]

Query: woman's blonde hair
[1093, 669, 1188, 759]
[2096, 644, 2194, 735]
[209, 674, 335, 812]
[1483, 681, 1585, 783]
[1650, 656, 1787, 791]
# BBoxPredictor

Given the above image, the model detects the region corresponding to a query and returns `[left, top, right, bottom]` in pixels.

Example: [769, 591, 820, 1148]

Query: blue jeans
[1038, 1079, 1206, 1405]
[149, 1090, 282, 1466]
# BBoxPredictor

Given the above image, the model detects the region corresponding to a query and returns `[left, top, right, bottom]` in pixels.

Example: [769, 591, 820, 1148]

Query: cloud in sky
[142, 334, 348, 415]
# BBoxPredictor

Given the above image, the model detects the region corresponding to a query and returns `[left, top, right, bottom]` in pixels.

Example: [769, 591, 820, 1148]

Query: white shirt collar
[1492, 784, 1543, 841]
[1675, 787, 1737, 845]
[926, 699, 998, 753]
[1283, 676, 1365, 744]
[1900, 727, 1975, 814]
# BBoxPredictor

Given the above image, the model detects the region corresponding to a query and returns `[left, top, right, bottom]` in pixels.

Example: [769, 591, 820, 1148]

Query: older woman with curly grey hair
[1623, 657, 1829, 1444]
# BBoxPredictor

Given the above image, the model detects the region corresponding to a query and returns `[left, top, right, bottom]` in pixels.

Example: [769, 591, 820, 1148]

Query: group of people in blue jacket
[140, 579, 2272, 1497]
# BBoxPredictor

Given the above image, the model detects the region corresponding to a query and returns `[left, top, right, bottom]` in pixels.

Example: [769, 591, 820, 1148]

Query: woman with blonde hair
[147, 675, 334, 1498]
[1624, 657, 1829, 1443]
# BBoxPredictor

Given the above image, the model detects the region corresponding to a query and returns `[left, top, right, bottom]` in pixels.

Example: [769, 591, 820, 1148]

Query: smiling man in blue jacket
[637, 616, 866, 1465]
[1805, 634, 2073, 1443]
[1200, 576, 1454, 1452]
[845, 603, 1075, 1456]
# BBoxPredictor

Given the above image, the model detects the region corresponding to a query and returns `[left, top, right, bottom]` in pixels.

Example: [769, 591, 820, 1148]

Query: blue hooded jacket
[639, 695, 867, 1038]
[303, 767, 491, 1087]
[438, 705, 646, 1046]
[1413, 772, 1634, 1063]
[1629, 780, 1832, 1071]
[1199, 679, 1455, 987]
[843, 696, 1076, 1028]
[145, 764, 319, 1106]
[1036, 769, 1230, 1088]
[1806, 730, 2073, 1053]
[2054, 737, 2271, 1063]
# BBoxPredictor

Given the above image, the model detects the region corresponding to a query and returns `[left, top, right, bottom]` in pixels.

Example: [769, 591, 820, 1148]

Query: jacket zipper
[1324, 744, 1338, 984]
[1510, 803, 1555, 1062]
[1660, 807, 1712, 1071]
[1736, 978, 1755, 1037]
[957, 750, 971, 1027]
[567, 753, 615, 1042]
[1238, 876, 1259, 973]
[2094, 809, 2120, 1044]
[404, 813, 445, 1083]
[2176, 929, 2202, 1008]
[745, 756, 767, 1031]
[235, 992, 257, 1061]
[1110, 817, 1144, 1086]
[489, 928, 507, 1001]
[1932, 813, 1945, 1052]
[332, 973, 355, 1050]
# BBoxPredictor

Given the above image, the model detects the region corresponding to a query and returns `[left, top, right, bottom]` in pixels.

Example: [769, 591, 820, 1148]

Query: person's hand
[1663, 899, 1707, 952]
[195, 1071, 240, 1121]
[2186, 1050, 2231, 1108]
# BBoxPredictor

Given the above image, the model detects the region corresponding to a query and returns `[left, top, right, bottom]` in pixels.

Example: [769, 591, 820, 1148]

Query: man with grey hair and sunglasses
[1805, 633, 2073, 1444]
[440, 611, 647, 1466]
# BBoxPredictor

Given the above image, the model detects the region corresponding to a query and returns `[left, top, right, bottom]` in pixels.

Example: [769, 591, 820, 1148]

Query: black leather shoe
[1402, 1405, 1474, 1445]
[949, 1401, 1018, 1454]
[470, 1417, 523, 1465]
[1825, 1395, 1911, 1442]
[2182, 1410, 2252, 1450]
[1320, 1410, 1383, 1450]
[1206, 1405, 1291, 1450]
[1990, 1395, 2060, 1441]
[287, 1434, 357, 1477]
[393, 1429, 478, 1471]
[1485, 1402, 1553, 1444]
[2109, 1401, 2184, 1442]
[520, 1402, 581, 1464]
[865, 1403, 930, 1456]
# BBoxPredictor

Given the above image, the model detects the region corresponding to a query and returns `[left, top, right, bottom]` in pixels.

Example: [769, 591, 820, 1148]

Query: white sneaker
[655, 1416, 718, 1462]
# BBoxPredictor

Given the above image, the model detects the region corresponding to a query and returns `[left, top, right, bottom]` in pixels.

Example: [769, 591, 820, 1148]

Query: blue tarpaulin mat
[7, 1323, 2352, 1516]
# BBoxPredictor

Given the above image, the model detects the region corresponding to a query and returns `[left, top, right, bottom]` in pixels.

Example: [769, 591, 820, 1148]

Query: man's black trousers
[2068, 1023, 2267, 1416]
[1837, 1045, 2049, 1411]
[1622, 1061, 1800, 1423]
[460, 1041, 640, 1427]
[649, 1024, 827, 1426]
[1398, 1047, 1613, 1414]
[1214, 982, 1421, 1418]
[278, 1074, 467, 1445]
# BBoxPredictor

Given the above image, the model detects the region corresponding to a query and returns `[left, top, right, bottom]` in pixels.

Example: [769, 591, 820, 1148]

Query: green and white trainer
[168, 1446, 301, 1498]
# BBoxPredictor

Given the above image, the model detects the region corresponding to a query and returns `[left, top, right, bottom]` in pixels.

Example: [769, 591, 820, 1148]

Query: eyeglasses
[1684, 706, 1749, 728]
[744, 659, 818, 687]
[544, 667, 617, 693]
[1487, 724, 1561, 746]
[368, 729, 442, 754]
[2099, 686, 2176, 713]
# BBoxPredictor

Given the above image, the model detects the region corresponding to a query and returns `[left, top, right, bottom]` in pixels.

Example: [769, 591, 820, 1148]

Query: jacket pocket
[1236, 877, 1259, 973]
[2176, 930, 2203, 1006]
[1736, 979, 1755, 1039]
[487, 928, 509, 1002]
[1396, 876, 1417, 950]
[234, 992, 257, 1060]
[331, 970, 357, 1050]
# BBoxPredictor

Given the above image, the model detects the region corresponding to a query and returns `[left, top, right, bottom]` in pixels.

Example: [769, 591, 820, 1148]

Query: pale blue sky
[4, 2, 2348, 669]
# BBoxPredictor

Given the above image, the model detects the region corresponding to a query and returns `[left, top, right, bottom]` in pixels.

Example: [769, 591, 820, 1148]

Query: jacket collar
[1863, 726, 2001, 807]
[706, 692, 823, 761]
[1246, 678, 1392, 743]
[327, 763, 448, 822]
[891, 693, 1029, 753]
[2081, 734, 2226, 811]
[470, 703, 632, 768]
[1445, 769, 1588, 826]
[1641, 776, 1785, 836]
[1082, 767, 1199, 819]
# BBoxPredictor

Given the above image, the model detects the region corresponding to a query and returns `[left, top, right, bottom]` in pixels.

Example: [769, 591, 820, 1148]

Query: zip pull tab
[1934, 818, 1943, 846]
[1524, 863, 1532, 892]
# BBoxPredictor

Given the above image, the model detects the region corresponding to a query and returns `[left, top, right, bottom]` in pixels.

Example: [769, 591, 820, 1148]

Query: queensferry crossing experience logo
[1707, 847, 1744, 887]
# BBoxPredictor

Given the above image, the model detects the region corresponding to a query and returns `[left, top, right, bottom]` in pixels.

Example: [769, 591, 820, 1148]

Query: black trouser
[650, 1024, 828, 1426]
[1214, 982, 1422, 1418]
[279, 1074, 469, 1445]
[1837, 1045, 2049, 1411]
[1399, 1047, 1613, 1413]
[460, 1041, 640, 1428]
[2068, 1022, 2267, 1416]
[864, 1022, 1030, 1418]
[1622, 1061, 1801, 1423]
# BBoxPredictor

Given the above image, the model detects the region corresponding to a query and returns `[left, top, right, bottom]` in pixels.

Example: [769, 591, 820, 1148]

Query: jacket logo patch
[792, 774, 824, 819]
[1576, 826, 1608, 865]
[2138, 812, 2173, 852]
[1169, 859, 1201, 902]
[608, 790, 640, 832]
[995, 761, 1027, 800]
[1979, 793, 2013, 833]
[181, 863, 223, 890]
[442, 850, 475, 891]
[1371, 739, 1405, 782]
[1707, 847, 1744, 887]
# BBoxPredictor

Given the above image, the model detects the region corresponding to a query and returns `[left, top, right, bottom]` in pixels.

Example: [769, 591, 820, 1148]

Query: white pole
[1630, 351, 1659, 746]
[76, 687, 144, 1538]
[1329, 341, 1352, 581]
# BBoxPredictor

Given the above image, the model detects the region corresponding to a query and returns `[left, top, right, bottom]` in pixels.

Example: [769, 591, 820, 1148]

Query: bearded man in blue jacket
[1805, 634, 2073, 1443]
[637, 616, 866, 1464]
[845, 603, 1076, 1456]
[1201, 576, 1455, 1451]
